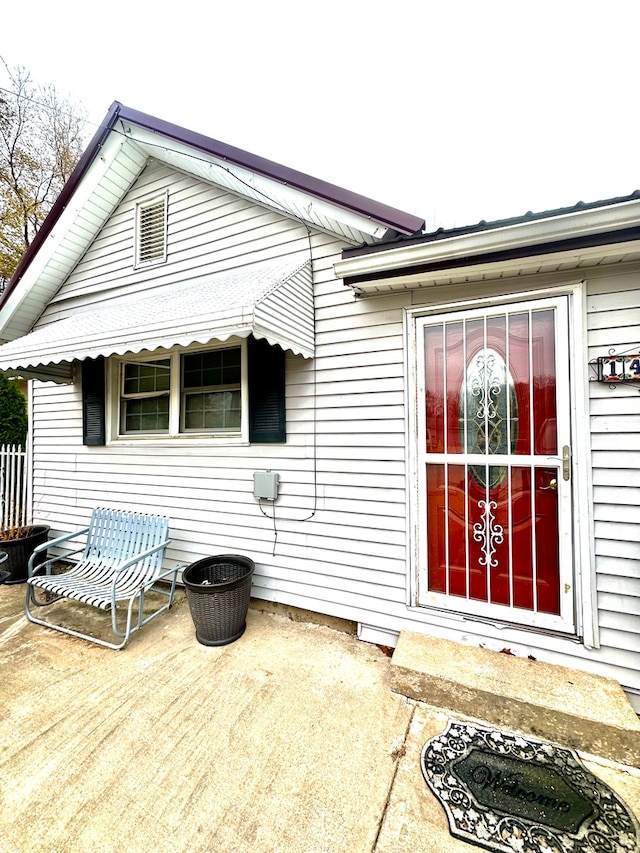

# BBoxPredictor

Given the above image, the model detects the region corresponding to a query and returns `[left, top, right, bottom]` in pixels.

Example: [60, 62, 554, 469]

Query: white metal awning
[0, 256, 314, 383]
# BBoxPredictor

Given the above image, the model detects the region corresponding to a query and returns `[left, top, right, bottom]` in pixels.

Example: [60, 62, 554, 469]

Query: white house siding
[27, 164, 639, 708]
[586, 267, 640, 708]
[336, 264, 639, 710]
[38, 160, 312, 324]
[287, 262, 640, 708]
[29, 157, 400, 616]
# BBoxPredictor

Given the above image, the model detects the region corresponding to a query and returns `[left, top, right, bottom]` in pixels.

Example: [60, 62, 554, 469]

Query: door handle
[541, 478, 557, 492]
[562, 445, 571, 481]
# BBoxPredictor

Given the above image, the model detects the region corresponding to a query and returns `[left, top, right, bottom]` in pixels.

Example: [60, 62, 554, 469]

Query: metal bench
[25, 508, 178, 649]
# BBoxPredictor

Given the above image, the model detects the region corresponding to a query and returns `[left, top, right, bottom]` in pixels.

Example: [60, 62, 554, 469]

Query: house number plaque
[597, 353, 640, 382]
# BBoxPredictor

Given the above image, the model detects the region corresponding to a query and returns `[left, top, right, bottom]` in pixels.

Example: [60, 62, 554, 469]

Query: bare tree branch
[0, 58, 87, 288]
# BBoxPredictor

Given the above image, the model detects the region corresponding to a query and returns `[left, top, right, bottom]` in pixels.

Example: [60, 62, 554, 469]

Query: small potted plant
[0, 520, 50, 584]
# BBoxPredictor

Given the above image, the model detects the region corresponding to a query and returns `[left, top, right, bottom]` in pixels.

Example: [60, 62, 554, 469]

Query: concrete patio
[1, 581, 639, 853]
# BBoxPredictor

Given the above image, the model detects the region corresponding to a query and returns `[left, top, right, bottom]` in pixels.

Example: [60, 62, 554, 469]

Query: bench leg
[24, 596, 130, 650]
[26, 581, 63, 609]
[25, 570, 180, 650]
[111, 577, 177, 641]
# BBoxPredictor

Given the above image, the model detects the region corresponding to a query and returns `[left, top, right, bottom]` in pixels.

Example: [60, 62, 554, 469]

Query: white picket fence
[0, 444, 27, 531]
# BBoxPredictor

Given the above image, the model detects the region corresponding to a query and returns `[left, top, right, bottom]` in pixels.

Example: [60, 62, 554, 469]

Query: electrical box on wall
[253, 470, 279, 501]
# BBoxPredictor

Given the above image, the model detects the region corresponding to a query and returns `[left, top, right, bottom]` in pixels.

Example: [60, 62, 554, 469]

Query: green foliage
[0, 373, 27, 446]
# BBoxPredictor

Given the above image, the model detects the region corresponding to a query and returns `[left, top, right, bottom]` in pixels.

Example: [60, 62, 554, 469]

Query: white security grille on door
[414, 296, 575, 635]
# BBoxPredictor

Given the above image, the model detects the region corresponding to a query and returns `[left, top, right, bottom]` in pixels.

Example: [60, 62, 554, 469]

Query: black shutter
[248, 337, 285, 443]
[82, 357, 106, 446]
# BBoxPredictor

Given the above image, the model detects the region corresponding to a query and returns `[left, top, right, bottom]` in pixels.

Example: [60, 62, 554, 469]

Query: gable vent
[136, 194, 167, 266]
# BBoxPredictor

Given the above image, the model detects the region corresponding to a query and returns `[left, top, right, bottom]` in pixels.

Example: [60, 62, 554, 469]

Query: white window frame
[134, 191, 168, 268]
[107, 340, 249, 444]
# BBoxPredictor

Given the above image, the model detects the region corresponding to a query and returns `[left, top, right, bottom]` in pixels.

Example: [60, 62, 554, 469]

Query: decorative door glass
[417, 298, 573, 630]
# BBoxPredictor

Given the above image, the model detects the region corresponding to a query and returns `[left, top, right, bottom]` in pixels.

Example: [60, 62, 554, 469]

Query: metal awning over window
[0, 257, 314, 383]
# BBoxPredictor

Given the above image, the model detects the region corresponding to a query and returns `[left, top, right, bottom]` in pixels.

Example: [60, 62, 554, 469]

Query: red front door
[416, 297, 574, 632]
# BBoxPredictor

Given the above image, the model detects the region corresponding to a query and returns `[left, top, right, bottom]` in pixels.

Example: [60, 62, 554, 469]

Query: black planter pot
[0, 525, 50, 584]
[183, 554, 254, 646]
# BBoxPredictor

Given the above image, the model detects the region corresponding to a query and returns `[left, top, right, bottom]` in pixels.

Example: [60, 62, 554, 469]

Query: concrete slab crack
[372, 699, 417, 851]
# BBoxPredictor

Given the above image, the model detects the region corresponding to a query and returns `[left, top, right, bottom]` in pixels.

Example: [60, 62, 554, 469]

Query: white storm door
[415, 296, 575, 633]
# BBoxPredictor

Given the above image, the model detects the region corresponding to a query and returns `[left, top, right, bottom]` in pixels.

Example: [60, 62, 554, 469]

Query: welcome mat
[421, 721, 640, 853]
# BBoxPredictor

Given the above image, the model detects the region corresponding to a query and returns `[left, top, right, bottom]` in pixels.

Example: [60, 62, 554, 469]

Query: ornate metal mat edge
[420, 720, 640, 853]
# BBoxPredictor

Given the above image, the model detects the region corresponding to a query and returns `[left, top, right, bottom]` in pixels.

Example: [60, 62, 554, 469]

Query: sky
[1, 0, 639, 233]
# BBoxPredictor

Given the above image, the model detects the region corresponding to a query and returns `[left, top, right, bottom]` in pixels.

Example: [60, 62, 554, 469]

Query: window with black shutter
[101, 336, 286, 443]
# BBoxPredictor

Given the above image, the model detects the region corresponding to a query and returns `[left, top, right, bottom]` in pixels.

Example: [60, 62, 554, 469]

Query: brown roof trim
[342, 190, 640, 260]
[342, 226, 640, 288]
[1, 102, 424, 306]
[118, 105, 425, 237]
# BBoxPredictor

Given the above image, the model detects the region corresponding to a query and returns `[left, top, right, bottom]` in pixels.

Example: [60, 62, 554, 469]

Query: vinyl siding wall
[27, 163, 640, 707]
[586, 269, 640, 705]
[346, 265, 639, 710]
[40, 161, 311, 321]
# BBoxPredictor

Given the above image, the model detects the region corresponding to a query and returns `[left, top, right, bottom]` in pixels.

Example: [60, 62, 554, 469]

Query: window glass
[120, 359, 170, 434]
[182, 349, 241, 389]
[181, 349, 241, 432]
[118, 348, 242, 436]
[124, 396, 170, 432]
[183, 390, 241, 430]
[123, 362, 171, 395]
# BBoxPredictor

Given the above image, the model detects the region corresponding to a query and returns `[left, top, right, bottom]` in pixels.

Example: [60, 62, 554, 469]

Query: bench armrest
[28, 526, 91, 576]
[111, 538, 172, 574]
[36, 525, 91, 553]
[139, 563, 182, 591]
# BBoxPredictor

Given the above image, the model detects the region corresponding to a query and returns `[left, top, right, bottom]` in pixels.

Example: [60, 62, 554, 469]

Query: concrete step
[390, 631, 640, 768]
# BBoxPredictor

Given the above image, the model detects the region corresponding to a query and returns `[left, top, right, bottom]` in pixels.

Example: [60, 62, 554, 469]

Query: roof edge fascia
[116, 105, 425, 238]
[0, 101, 124, 307]
[126, 125, 393, 241]
[0, 101, 424, 314]
[339, 238, 640, 293]
[334, 198, 640, 283]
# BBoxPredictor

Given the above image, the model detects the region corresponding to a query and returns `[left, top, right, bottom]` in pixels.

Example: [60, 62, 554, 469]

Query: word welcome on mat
[421, 721, 639, 853]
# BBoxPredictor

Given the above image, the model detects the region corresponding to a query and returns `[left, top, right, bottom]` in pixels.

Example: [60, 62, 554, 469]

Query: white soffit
[339, 239, 640, 293]
[0, 134, 142, 340]
[334, 199, 640, 293]
[0, 256, 314, 383]
[124, 125, 391, 243]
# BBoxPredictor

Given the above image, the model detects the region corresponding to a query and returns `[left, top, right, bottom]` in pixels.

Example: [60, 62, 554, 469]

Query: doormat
[421, 720, 640, 853]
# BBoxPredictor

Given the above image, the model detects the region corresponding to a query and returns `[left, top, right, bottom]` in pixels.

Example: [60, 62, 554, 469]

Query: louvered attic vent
[136, 194, 167, 266]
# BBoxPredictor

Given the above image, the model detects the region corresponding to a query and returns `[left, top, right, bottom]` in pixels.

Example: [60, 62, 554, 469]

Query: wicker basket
[183, 555, 255, 646]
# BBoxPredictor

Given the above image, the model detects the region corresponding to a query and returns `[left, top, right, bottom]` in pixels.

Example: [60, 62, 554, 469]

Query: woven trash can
[183, 555, 255, 646]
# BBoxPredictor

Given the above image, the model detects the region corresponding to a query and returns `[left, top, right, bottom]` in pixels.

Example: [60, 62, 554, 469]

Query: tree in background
[0, 59, 87, 289]
[0, 373, 27, 446]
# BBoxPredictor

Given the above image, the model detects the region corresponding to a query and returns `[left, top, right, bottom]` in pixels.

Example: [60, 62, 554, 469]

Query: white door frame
[405, 282, 598, 647]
